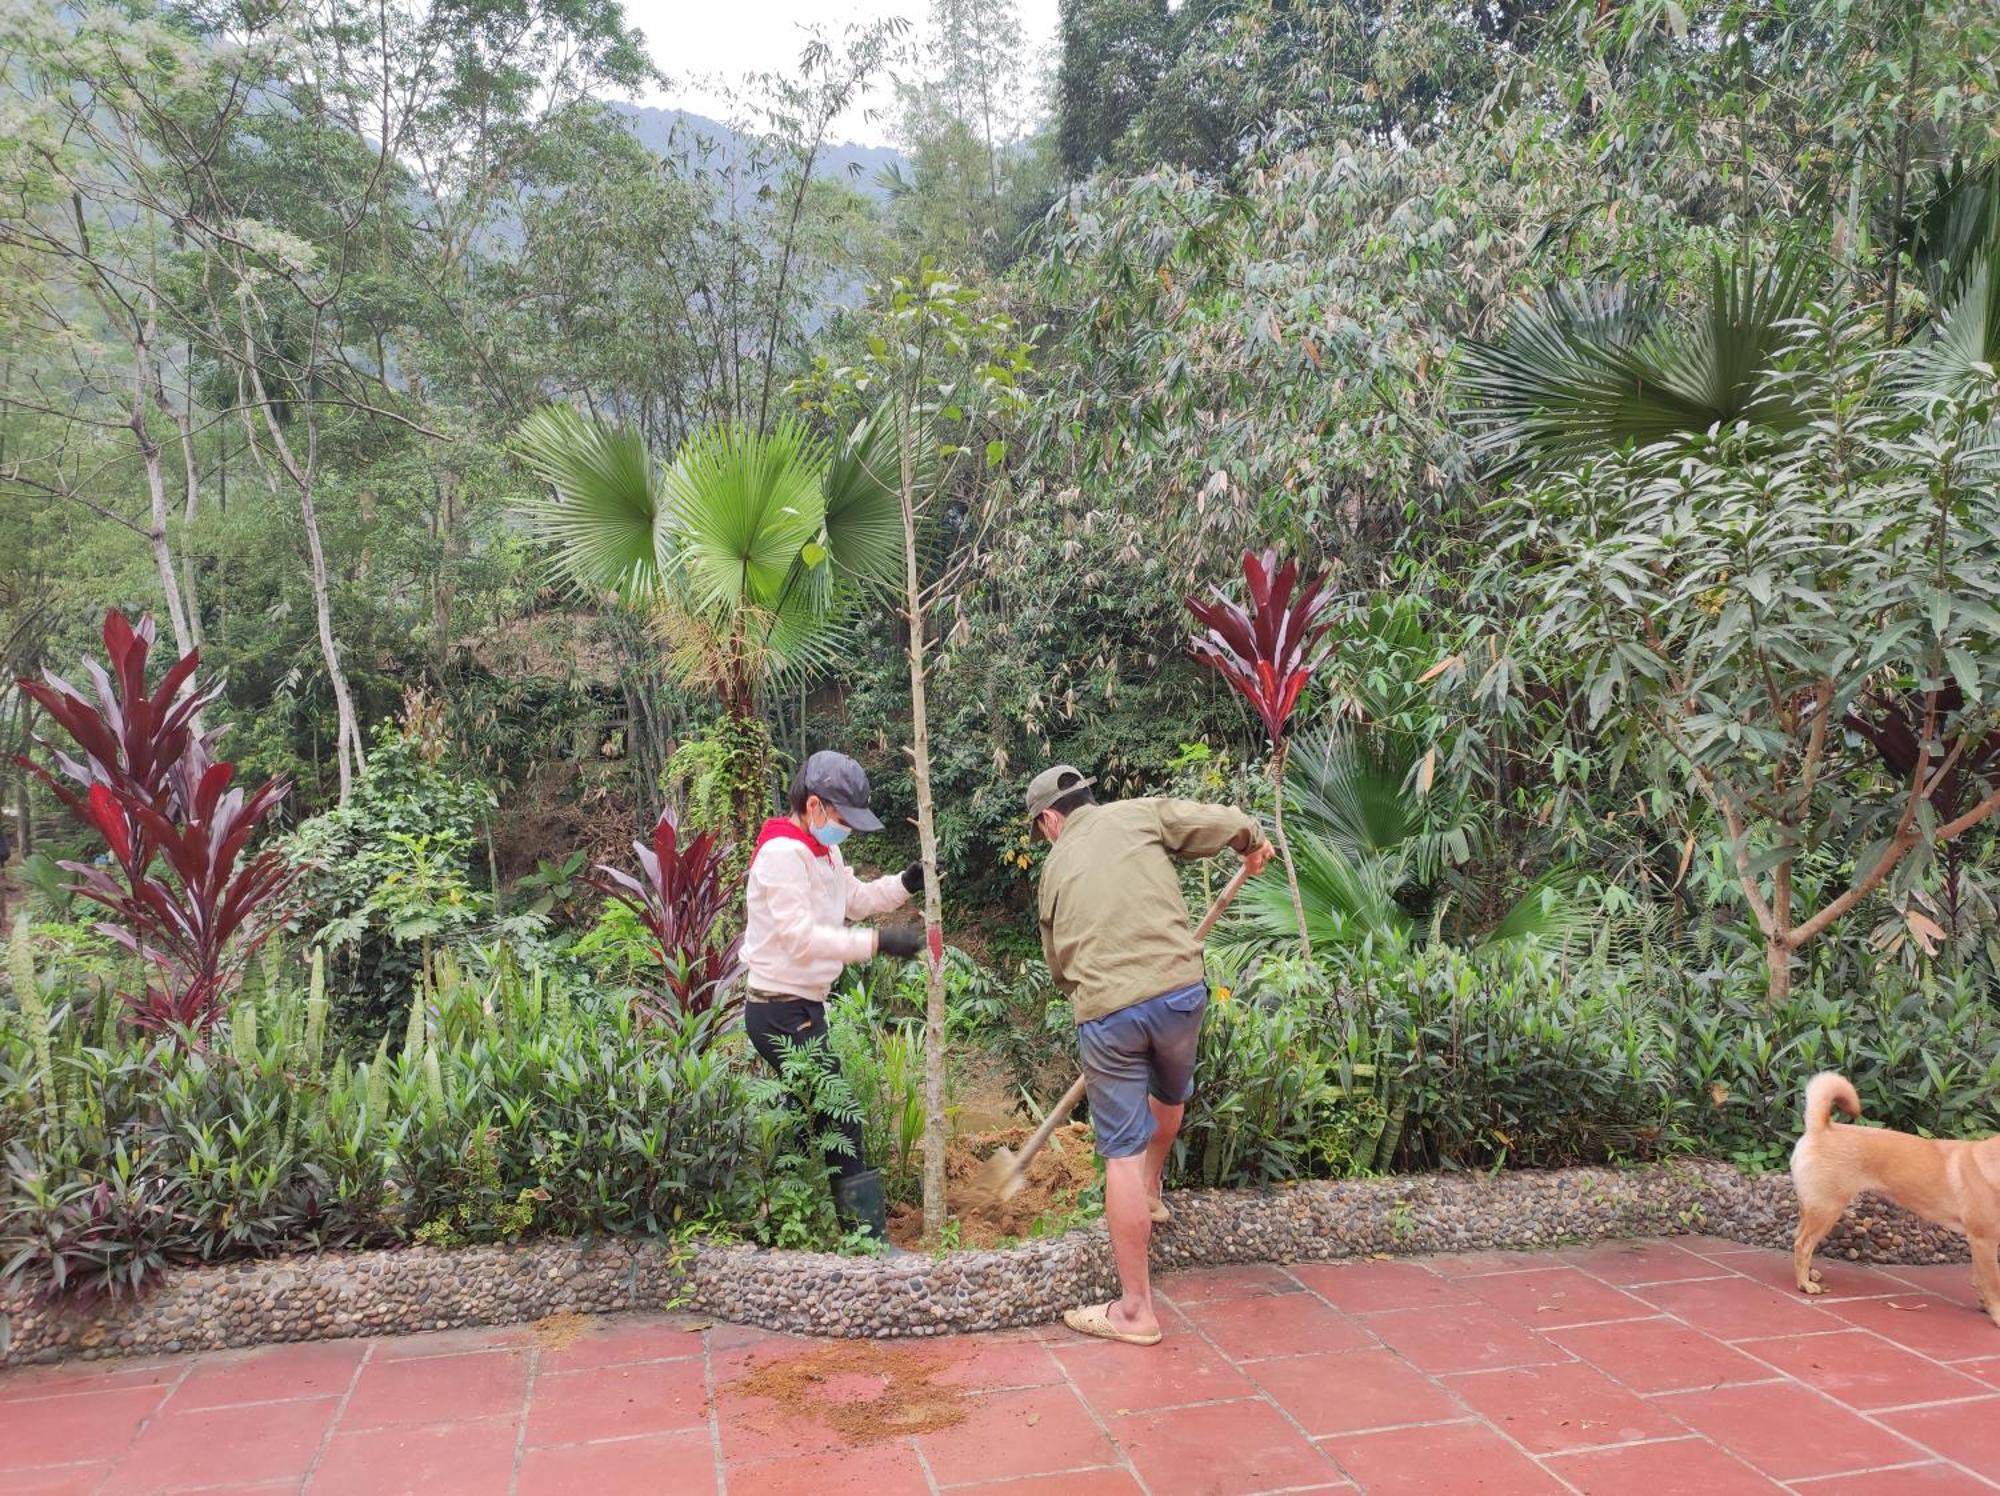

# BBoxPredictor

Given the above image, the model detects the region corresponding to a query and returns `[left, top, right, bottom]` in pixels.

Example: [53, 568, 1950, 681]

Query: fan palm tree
[1462, 174, 2000, 472]
[516, 406, 916, 721]
[1222, 729, 1587, 960]
[1458, 249, 1818, 472]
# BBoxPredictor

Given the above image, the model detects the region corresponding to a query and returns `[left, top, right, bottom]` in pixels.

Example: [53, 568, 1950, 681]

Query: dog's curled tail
[1803, 1072, 1862, 1131]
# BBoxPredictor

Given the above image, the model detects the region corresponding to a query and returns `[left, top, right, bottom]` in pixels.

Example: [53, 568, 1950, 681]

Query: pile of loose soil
[528, 1311, 590, 1352]
[887, 1122, 1098, 1250]
[727, 1341, 970, 1443]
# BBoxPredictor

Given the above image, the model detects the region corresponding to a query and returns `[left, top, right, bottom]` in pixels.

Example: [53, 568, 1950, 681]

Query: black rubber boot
[832, 1168, 905, 1254]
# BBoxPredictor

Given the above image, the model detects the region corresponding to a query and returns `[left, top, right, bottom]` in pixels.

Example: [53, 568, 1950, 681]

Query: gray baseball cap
[1025, 764, 1096, 822]
[803, 750, 884, 832]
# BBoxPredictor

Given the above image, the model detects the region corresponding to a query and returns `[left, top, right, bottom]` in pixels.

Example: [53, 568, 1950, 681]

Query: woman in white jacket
[742, 750, 926, 1244]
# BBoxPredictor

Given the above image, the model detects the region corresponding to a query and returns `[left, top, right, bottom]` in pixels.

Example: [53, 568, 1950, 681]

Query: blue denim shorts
[1074, 981, 1209, 1159]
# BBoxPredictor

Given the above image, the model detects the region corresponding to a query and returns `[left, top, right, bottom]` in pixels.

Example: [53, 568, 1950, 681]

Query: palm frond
[515, 406, 664, 604]
[658, 418, 829, 618]
[1910, 158, 2000, 309]
[820, 406, 932, 589]
[1485, 868, 1593, 950]
[1897, 247, 2000, 400]
[1220, 830, 1411, 961]
[1460, 250, 1817, 473]
[1284, 732, 1413, 860]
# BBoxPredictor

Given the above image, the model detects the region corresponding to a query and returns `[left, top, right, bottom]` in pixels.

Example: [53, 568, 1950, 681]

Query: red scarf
[754, 816, 829, 861]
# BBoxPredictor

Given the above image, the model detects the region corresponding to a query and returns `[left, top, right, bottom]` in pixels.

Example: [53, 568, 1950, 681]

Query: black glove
[876, 925, 925, 959]
[900, 860, 926, 896]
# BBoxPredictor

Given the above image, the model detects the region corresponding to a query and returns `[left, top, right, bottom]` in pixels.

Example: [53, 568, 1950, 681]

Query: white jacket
[742, 834, 911, 1001]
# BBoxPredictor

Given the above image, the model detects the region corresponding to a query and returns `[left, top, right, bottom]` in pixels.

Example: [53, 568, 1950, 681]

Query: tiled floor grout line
[702, 1331, 728, 1496]
[19, 1250, 2000, 1494]
[1785, 1455, 2000, 1487]
[1265, 1261, 1539, 1494]
[90, 1356, 201, 1496]
[1632, 1272, 2000, 1488]
[296, 1337, 374, 1495]
[1172, 1279, 1352, 1491]
[505, 1342, 540, 1496]
[935, 1461, 1139, 1491]
[1705, 1306, 2000, 1489]
[1046, 1321, 1158, 1496]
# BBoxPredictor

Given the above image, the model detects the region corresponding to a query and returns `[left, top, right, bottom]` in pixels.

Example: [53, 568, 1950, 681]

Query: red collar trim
[755, 816, 829, 860]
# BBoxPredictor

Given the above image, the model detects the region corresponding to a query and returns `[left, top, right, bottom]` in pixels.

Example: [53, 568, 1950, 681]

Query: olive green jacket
[1036, 798, 1262, 1025]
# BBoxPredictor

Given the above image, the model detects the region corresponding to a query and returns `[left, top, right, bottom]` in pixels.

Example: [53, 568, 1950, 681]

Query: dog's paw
[1798, 1278, 1829, 1296]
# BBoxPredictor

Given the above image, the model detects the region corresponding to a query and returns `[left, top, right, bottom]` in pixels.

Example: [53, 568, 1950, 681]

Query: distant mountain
[608, 103, 908, 203]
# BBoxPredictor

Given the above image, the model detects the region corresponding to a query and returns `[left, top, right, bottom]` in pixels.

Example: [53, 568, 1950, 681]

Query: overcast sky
[616, 0, 1062, 145]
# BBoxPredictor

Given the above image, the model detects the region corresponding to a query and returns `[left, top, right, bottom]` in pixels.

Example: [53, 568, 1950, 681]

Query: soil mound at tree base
[888, 1122, 1098, 1249]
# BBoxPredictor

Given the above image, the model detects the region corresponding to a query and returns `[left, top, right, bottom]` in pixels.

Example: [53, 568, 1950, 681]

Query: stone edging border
[0, 1159, 1966, 1366]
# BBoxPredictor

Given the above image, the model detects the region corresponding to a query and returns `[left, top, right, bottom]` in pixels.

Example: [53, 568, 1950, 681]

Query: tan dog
[1791, 1071, 2000, 1324]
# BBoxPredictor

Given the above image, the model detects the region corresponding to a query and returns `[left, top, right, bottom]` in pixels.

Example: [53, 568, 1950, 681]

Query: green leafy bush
[285, 722, 499, 1041]
[1, 950, 758, 1301]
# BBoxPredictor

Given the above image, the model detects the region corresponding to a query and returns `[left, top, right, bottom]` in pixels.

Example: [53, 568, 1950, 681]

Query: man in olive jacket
[1026, 764, 1271, 1345]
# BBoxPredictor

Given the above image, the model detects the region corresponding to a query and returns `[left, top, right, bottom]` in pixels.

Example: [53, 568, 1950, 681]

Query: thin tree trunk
[241, 324, 364, 799]
[1882, 11, 1924, 345]
[1766, 940, 1792, 1003]
[900, 411, 950, 1244]
[1269, 740, 1311, 959]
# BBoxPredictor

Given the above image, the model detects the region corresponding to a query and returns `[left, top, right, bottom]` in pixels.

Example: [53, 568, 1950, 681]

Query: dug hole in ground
[885, 1044, 1101, 1248]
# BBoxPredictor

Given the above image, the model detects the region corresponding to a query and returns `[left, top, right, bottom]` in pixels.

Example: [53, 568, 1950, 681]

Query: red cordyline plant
[1186, 548, 1338, 957]
[16, 611, 296, 1037]
[588, 806, 743, 1042]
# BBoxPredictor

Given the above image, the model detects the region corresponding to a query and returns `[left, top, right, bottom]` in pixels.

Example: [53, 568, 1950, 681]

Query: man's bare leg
[1103, 1152, 1162, 1337]
[1145, 1097, 1183, 1214]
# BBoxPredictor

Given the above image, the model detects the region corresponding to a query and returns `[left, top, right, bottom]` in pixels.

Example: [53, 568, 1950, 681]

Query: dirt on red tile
[722, 1339, 969, 1446]
[1113, 1397, 1345, 1496]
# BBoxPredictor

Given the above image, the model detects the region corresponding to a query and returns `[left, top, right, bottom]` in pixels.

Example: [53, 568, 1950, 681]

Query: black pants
[744, 996, 867, 1182]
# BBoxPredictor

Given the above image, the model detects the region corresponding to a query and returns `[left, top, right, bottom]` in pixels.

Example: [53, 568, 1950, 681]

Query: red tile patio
[5, 1236, 2000, 1494]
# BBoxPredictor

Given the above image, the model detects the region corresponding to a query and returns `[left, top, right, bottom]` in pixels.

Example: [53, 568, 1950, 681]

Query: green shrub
[285, 722, 499, 1042]
[1, 951, 758, 1301]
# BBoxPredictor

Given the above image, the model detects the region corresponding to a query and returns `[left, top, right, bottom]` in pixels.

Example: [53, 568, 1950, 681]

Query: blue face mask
[811, 818, 851, 849]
